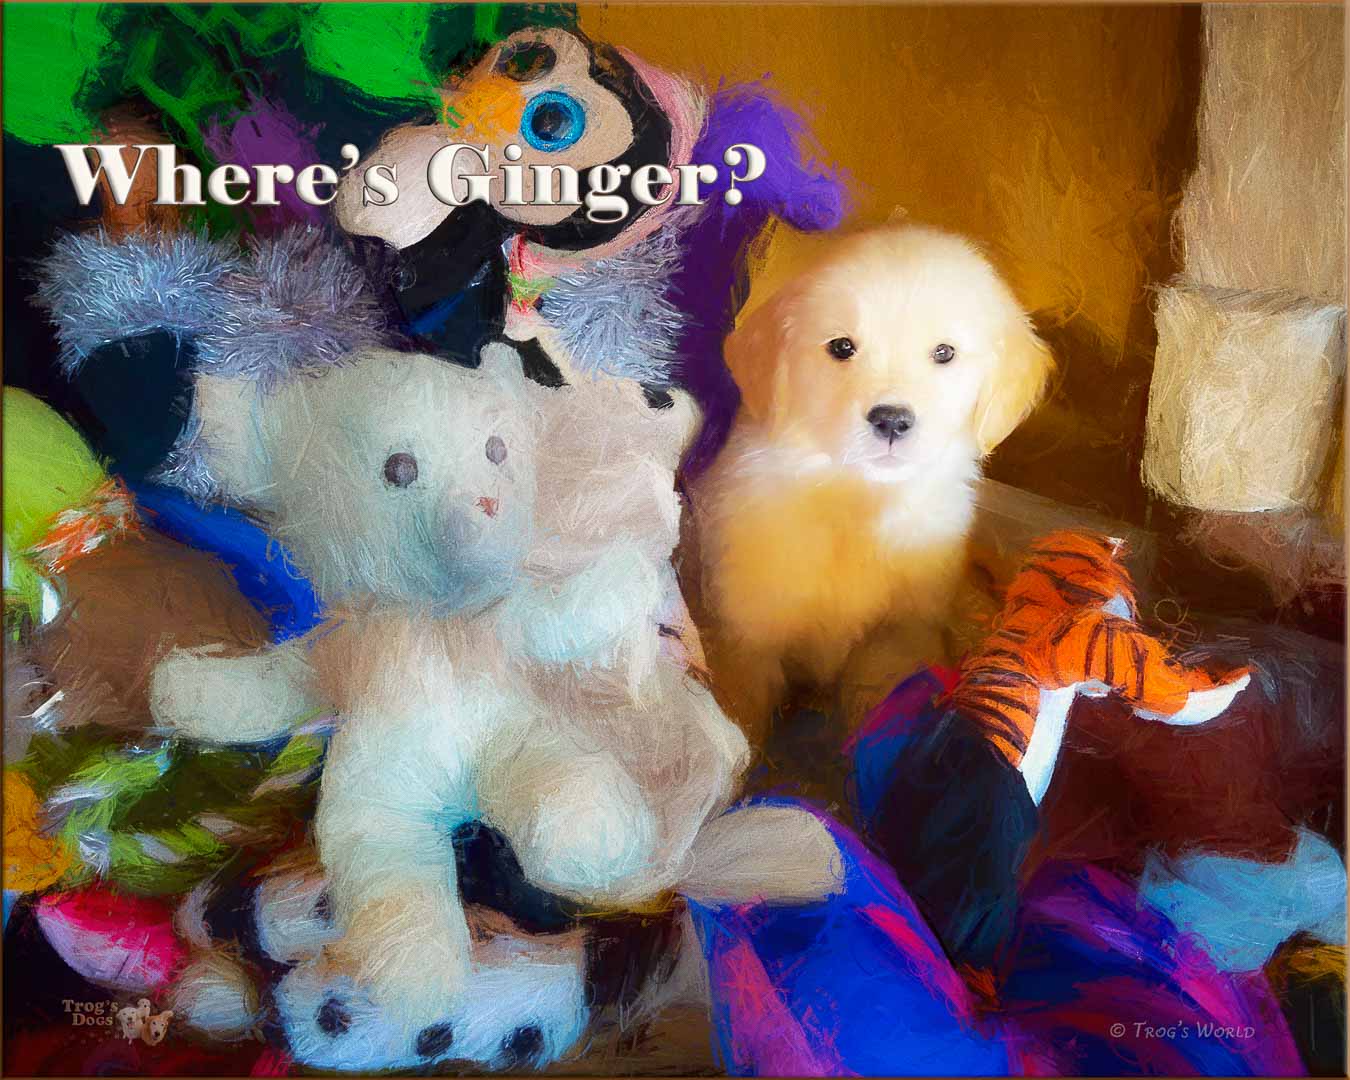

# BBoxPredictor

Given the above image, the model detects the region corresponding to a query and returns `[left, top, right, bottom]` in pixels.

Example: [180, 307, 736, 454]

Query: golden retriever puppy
[690, 224, 1052, 741]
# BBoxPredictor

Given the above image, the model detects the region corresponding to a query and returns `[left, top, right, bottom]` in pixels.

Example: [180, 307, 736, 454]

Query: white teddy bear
[149, 343, 749, 1064]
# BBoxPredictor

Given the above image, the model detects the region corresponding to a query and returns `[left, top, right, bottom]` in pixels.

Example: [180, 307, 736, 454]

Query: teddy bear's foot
[276, 929, 589, 1071]
[254, 862, 590, 1069]
[497, 752, 659, 903]
[319, 888, 475, 1035]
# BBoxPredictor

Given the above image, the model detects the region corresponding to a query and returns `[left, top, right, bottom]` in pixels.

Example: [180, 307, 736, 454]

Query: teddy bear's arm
[148, 642, 321, 744]
[505, 542, 664, 674]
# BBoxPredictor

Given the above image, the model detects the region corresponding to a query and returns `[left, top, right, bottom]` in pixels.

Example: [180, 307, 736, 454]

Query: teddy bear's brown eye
[383, 452, 418, 487]
[485, 436, 507, 465]
[932, 343, 956, 364]
[826, 336, 856, 361]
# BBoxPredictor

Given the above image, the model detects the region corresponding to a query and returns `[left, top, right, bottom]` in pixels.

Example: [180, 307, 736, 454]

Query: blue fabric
[848, 667, 951, 824]
[1138, 828, 1347, 973]
[691, 799, 1012, 1077]
[130, 483, 324, 642]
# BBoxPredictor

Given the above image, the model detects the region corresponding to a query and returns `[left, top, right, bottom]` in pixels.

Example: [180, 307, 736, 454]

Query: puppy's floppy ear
[975, 314, 1054, 456]
[724, 289, 794, 426]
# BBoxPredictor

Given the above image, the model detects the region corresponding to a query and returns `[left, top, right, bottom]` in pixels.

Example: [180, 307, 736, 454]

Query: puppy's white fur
[692, 224, 1052, 736]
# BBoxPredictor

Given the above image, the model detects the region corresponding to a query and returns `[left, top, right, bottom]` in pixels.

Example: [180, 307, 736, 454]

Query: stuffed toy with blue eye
[334, 26, 680, 378]
[334, 26, 850, 433]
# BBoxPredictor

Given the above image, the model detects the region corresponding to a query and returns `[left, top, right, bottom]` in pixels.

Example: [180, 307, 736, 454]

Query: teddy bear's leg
[149, 642, 320, 744]
[480, 726, 658, 904]
[563, 668, 751, 903]
[651, 676, 751, 830]
[313, 718, 476, 1037]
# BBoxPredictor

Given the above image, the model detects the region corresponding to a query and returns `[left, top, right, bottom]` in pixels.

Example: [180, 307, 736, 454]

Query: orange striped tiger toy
[946, 530, 1253, 803]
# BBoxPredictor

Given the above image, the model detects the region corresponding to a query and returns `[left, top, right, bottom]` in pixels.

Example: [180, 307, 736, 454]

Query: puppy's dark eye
[932, 343, 956, 364]
[485, 436, 507, 465]
[383, 452, 418, 488]
[826, 337, 856, 361]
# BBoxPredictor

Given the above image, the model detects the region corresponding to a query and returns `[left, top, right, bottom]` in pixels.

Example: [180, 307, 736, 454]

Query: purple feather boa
[672, 81, 851, 476]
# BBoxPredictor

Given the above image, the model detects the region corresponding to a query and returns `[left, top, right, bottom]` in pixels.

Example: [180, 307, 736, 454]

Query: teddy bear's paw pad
[415, 1021, 456, 1058]
[315, 995, 351, 1037]
[279, 967, 419, 1070]
[277, 937, 588, 1071]
[501, 1024, 545, 1069]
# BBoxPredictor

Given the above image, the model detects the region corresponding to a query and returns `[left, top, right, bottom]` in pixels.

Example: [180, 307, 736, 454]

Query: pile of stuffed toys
[3, 12, 1344, 1078]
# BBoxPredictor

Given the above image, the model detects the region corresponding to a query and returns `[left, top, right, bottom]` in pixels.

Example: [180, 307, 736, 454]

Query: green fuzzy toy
[2, 3, 578, 171]
[3, 388, 108, 634]
[3, 389, 106, 554]
[2, 3, 577, 236]
[13, 722, 327, 896]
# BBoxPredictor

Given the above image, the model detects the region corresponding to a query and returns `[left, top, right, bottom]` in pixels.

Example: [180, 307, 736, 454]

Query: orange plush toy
[951, 531, 1253, 803]
[869, 530, 1254, 966]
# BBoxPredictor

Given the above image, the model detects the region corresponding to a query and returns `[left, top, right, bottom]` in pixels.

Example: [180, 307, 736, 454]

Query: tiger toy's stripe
[945, 531, 1250, 772]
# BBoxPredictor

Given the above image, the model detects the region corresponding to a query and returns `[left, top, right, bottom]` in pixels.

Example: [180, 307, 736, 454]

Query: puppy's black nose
[867, 404, 915, 441]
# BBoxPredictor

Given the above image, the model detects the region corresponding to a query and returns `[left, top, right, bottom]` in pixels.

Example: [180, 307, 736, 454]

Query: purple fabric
[672, 81, 851, 477]
[694, 721, 1306, 1076]
[203, 92, 326, 234]
[1000, 861, 1305, 1077]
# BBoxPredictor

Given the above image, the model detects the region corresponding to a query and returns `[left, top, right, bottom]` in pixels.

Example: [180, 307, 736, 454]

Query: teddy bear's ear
[189, 375, 276, 510]
[477, 341, 529, 384]
[648, 386, 703, 460]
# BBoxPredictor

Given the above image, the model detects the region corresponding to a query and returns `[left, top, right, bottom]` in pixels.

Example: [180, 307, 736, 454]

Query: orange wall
[579, 4, 1202, 518]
